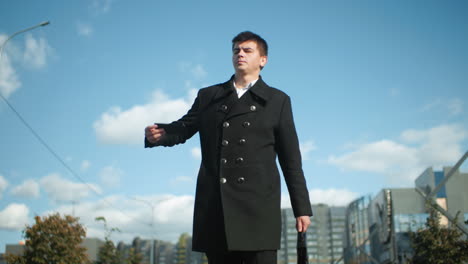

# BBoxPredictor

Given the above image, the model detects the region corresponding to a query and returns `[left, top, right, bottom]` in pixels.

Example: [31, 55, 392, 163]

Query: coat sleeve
[275, 95, 313, 217]
[145, 91, 201, 148]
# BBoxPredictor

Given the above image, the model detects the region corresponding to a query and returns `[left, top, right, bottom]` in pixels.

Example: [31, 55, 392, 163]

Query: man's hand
[296, 215, 311, 232]
[145, 125, 166, 144]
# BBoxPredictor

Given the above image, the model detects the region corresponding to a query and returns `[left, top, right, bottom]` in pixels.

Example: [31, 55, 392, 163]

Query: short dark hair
[232, 31, 268, 56]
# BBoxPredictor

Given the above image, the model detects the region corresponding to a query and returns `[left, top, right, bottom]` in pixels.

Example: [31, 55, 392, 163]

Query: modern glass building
[343, 165, 467, 264]
[416, 167, 468, 230]
[343, 196, 372, 264]
[368, 188, 427, 264]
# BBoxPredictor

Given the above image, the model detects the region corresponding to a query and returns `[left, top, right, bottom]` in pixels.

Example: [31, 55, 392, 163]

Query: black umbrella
[297, 232, 308, 264]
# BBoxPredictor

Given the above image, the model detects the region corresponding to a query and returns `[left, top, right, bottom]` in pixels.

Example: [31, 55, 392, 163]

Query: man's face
[232, 40, 267, 74]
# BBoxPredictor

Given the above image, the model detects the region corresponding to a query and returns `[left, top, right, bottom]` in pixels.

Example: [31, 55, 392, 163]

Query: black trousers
[206, 250, 277, 264]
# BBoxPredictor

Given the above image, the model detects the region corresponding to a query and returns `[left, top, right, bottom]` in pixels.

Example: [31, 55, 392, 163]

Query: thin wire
[0, 92, 151, 226]
[0, 22, 151, 232]
[0, 94, 93, 188]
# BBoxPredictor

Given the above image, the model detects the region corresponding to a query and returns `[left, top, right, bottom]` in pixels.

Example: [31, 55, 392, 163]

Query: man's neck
[234, 73, 260, 88]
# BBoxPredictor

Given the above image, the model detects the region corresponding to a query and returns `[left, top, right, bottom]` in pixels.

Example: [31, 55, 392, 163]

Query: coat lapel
[214, 76, 273, 122]
[225, 77, 271, 120]
[225, 92, 256, 120]
[214, 79, 236, 125]
[248, 77, 272, 103]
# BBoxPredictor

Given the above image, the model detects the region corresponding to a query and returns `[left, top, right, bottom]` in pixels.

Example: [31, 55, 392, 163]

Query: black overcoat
[145, 76, 312, 252]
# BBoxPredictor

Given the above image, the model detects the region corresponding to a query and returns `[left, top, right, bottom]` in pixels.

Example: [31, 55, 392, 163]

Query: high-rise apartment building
[279, 205, 346, 264]
[173, 233, 207, 264]
[154, 240, 175, 264]
[117, 237, 175, 264]
[3, 238, 105, 263]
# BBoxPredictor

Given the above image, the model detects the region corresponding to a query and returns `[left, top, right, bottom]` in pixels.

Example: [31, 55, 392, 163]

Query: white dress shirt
[233, 79, 258, 98]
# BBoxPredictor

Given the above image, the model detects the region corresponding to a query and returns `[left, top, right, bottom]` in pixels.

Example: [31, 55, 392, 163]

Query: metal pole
[0, 21, 50, 69]
[357, 245, 381, 264]
[415, 188, 468, 236]
[415, 151, 468, 236]
[129, 197, 155, 264]
[428, 151, 468, 198]
[355, 235, 381, 264]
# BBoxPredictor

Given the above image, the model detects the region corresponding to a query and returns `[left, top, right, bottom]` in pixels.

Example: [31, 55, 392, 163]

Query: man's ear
[260, 56, 268, 68]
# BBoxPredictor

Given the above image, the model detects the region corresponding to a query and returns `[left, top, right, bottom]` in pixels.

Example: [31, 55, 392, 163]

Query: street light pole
[130, 197, 155, 264]
[0, 21, 50, 68]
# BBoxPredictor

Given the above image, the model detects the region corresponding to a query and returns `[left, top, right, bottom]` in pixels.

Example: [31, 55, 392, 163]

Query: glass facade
[393, 214, 429, 233]
[343, 196, 372, 264]
[434, 171, 447, 198]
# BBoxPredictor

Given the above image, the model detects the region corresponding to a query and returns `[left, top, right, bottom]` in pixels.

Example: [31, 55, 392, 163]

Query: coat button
[223, 121, 230, 128]
[220, 178, 227, 184]
[237, 177, 245, 184]
[239, 138, 246, 145]
[222, 140, 229, 146]
[221, 158, 227, 164]
[220, 105, 228, 112]
[243, 121, 251, 128]
[250, 105, 256, 111]
[235, 157, 244, 164]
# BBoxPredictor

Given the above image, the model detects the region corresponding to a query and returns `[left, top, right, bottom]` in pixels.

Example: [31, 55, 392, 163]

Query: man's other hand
[296, 215, 311, 232]
[145, 125, 166, 143]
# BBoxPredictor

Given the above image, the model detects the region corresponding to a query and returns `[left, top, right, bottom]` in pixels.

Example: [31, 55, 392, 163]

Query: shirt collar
[233, 79, 258, 90]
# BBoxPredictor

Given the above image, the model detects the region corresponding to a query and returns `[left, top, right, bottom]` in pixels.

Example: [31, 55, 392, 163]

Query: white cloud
[0, 203, 30, 230]
[93, 63, 206, 145]
[300, 140, 317, 161]
[420, 98, 442, 113]
[401, 124, 467, 166]
[191, 147, 201, 160]
[81, 160, 91, 171]
[77, 22, 94, 37]
[328, 124, 467, 186]
[179, 62, 207, 80]
[0, 34, 52, 98]
[421, 98, 464, 116]
[191, 65, 207, 79]
[390, 88, 400, 97]
[40, 173, 102, 202]
[170, 176, 194, 186]
[0, 35, 21, 99]
[23, 34, 53, 69]
[94, 89, 196, 145]
[308, 189, 359, 206]
[11, 179, 40, 199]
[448, 98, 463, 116]
[99, 166, 123, 189]
[281, 188, 359, 208]
[0, 175, 8, 199]
[329, 140, 417, 173]
[90, 0, 113, 14]
[48, 194, 194, 243]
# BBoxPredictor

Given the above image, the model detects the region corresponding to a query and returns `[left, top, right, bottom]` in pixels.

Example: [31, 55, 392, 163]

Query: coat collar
[213, 75, 272, 102]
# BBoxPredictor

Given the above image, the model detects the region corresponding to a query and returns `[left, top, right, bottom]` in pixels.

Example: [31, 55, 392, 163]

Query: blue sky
[1, 0, 467, 252]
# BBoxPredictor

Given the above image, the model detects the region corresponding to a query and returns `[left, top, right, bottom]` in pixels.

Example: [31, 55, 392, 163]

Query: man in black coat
[145, 31, 312, 264]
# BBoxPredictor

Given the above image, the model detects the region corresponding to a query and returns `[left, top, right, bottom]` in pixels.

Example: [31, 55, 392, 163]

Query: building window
[394, 214, 429, 233]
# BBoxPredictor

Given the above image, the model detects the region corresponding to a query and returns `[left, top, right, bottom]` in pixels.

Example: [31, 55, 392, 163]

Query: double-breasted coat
[145, 76, 312, 253]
